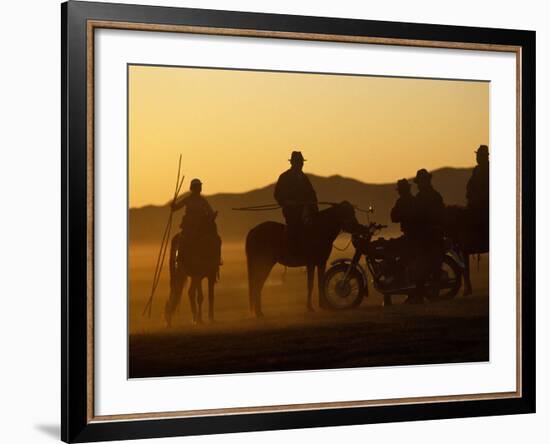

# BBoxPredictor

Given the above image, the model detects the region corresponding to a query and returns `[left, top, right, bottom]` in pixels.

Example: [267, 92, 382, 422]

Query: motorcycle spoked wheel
[425, 255, 463, 301]
[322, 263, 365, 310]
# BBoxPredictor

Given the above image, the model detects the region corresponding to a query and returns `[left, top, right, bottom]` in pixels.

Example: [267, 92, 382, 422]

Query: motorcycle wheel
[426, 255, 463, 301]
[322, 263, 365, 310]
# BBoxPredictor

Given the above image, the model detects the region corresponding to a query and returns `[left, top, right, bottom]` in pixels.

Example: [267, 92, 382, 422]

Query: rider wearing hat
[413, 168, 444, 240]
[466, 144, 490, 249]
[408, 168, 445, 303]
[466, 145, 489, 212]
[274, 151, 318, 255]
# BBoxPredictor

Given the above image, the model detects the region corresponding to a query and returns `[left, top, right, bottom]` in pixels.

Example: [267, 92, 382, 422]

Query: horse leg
[306, 264, 315, 312]
[188, 279, 198, 324]
[317, 262, 327, 309]
[208, 275, 215, 322]
[463, 253, 473, 296]
[196, 278, 204, 324]
[165, 235, 180, 327]
[248, 260, 274, 318]
[165, 271, 186, 328]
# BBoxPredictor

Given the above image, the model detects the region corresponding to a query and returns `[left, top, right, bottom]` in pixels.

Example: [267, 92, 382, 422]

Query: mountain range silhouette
[129, 167, 473, 243]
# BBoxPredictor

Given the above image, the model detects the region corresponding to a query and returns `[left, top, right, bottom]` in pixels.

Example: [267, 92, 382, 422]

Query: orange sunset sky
[129, 65, 489, 208]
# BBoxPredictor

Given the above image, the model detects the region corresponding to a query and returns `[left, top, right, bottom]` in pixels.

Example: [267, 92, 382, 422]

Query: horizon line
[129, 165, 475, 210]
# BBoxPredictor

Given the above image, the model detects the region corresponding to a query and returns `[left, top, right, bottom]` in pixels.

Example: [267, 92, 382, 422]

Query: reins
[232, 201, 372, 213]
[233, 201, 363, 253]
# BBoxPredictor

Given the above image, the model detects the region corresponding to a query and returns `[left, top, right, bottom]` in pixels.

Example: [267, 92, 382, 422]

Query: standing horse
[245, 201, 360, 318]
[165, 219, 221, 326]
[443, 205, 489, 295]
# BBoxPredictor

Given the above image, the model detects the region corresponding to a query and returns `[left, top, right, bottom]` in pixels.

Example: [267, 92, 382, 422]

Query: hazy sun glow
[129, 65, 489, 208]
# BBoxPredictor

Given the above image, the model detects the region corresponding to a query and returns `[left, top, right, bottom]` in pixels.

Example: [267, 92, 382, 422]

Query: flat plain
[129, 241, 489, 378]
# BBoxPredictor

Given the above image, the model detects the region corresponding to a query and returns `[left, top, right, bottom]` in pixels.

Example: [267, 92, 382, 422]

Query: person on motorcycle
[274, 151, 318, 257]
[391, 178, 415, 237]
[466, 145, 489, 250]
[409, 168, 445, 303]
[384, 178, 417, 290]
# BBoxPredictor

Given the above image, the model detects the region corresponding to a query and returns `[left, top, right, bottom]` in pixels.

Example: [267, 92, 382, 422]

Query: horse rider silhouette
[466, 144, 489, 250]
[466, 145, 489, 212]
[167, 178, 221, 324]
[273, 151, 318, 257]
[171, 178, 221, 275]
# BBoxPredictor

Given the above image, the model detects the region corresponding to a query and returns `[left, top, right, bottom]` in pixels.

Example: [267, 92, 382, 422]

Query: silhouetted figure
[391, 178, 415, 237]
[409, 169, 445, 303]
[166, 178, 221, 324]
[466, 145, 489, 210]
[466, 144, 489, 251]
[274, 151, 318, 258]
[173, 178, 215, 232]
[441, 145, 490, 297]
[378, 178, 417, 304]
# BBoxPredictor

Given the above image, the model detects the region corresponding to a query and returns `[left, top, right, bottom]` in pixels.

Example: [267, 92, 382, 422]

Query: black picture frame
[61, 1, 536, 442]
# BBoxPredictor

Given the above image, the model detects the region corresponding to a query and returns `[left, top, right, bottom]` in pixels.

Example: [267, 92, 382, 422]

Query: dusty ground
[128, 240, 489, 378]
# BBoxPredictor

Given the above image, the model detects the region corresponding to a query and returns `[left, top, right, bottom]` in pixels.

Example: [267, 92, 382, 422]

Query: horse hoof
[307, 305, 315, 313]
[255, 312, 265, 319]
[463, 288, 473, 296]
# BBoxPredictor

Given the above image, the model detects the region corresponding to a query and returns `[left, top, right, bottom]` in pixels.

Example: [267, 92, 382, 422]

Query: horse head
[331, 201, 360, 233]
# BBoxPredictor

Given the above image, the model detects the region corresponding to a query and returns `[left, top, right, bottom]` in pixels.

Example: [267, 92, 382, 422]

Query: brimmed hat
[475, 145, 489, 155]
[289, 151, 306, 162]
[396, 178, 410, 190]
[413, 169, 432, 183]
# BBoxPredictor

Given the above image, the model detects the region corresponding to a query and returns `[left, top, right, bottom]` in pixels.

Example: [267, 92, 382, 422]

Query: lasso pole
[143, 154, 185, 317]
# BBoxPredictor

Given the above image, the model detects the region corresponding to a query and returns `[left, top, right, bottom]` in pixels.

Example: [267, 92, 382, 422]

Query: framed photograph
[62, 1, 535, 442]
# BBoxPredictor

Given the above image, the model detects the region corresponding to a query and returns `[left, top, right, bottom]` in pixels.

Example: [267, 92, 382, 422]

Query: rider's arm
[307, 177, 318, 204]
[390, 200, 401, 223]
[171, 195, 188, 211]
[466, 167, 477, 202]
[273, 174, 287, 206]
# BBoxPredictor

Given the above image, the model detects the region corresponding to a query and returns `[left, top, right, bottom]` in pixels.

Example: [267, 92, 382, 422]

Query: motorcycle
[322, 222, 465, 309]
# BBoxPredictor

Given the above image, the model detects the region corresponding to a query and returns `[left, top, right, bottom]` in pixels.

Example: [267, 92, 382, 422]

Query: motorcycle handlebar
[369, 223, 388, 231]
[354, 223, 388, 236]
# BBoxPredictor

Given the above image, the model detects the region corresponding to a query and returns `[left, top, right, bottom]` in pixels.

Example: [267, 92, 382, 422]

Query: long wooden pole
[143, 154, 185, 317]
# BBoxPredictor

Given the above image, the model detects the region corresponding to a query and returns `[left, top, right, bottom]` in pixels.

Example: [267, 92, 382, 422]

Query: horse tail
[164, 233, 187, 327]
[245, 228, 267, 315]
[244, 222, 281, 317]
[165, 274, 187, 327]
[245, 231, 255, 313]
